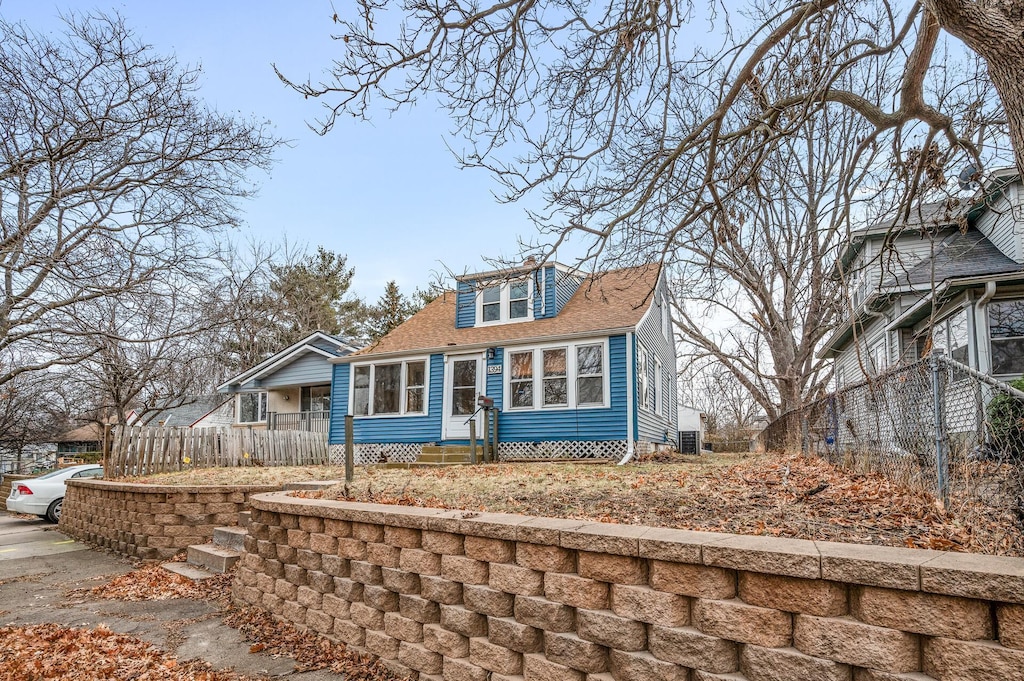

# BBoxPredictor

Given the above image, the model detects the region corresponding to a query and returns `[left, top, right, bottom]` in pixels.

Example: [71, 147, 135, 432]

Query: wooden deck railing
[267, 410, 330, 433]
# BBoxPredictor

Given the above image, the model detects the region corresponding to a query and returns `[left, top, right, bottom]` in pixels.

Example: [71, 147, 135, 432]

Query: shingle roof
[861, 199, 967, 235]
[887, 228, 1024, 287]
[144, 394, 232, 427]
[349, 264, 661, 358]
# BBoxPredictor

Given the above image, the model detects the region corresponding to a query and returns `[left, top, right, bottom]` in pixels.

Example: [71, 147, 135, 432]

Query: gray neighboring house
[138, 394, 234, 429]
[820, 169, 1024, 385]
[217, 331, 360, 435]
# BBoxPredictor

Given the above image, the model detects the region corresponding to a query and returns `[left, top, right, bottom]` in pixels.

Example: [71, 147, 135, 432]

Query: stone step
[161, 561, 219, 581]
[213, 526, 247, 552]
[187, 543, 241, 573]
[237, 511, 251, 528]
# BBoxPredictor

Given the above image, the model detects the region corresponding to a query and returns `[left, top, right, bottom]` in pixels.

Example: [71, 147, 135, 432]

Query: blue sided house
[327, 262, 678, 464]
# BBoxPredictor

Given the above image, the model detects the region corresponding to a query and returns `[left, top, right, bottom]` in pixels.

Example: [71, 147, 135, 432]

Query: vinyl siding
[635, 287, 678, 443]
[554, 269, 583, 315]
[486, 349, 504, 409]
[328, 354, 445, 445]
[833, 315, 891, 389]
[456, 281, 475, 328]
[258, 352, 333, 389]
[494, 334, 628, 442]
[535, 267, 556, 319]
[975, 191, 1020, 263]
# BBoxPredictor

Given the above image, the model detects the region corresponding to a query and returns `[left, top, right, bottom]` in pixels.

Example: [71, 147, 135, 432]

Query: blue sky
[1, 1, 552, 301]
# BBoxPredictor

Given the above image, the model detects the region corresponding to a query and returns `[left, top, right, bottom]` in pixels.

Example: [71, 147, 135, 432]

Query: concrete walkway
[0, 514, 339, 679]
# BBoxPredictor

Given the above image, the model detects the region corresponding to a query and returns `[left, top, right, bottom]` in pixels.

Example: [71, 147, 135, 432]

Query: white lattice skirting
[329, 440, 639, 464]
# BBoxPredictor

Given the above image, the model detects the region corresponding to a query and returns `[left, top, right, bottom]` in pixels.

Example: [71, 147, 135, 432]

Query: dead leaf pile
[309, 454, 1022, 556]
[88, 563, 232, 603]
[222, 606, 404, 679]
[0, 623, 252, 681]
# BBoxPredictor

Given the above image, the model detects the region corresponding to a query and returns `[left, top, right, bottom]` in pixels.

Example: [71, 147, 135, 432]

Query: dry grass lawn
[129, 452, 1024, 556]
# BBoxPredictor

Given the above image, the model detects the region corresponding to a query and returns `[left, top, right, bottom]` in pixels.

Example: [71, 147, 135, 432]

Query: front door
[443, 353, 484, 440]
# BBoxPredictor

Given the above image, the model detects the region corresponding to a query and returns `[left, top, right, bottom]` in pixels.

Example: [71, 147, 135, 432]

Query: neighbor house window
[477, 279, 533, 324]
[301, 385, 331, 413]
[238, 392, 268, 423]
[868, 339, 886, 375]
[505, 340, 607, 410]
[542, 348, 568, 406]
[351, 359, 429, 416]
[990, 300, 1024, 375]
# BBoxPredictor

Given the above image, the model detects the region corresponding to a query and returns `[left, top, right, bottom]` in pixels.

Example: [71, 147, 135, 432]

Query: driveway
[0, 514, 86, 565]
[0, 513, 339, 679]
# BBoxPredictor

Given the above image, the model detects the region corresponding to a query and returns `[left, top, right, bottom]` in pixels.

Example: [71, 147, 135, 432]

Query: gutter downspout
[620, 332, 636, 465]
[975, 282, 997, 375]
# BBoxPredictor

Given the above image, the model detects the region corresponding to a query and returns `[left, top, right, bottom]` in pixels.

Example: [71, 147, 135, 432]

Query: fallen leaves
[309, 453, 1023, 556]
[0, 623, 254, 681]
[223, 606, 404, 679]
[88, 563, 232, 603]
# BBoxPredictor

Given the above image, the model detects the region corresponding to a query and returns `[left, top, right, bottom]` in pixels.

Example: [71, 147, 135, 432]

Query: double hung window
[352, 359, 429, 416]
[506, 341, 606, 409]
[990, 300, 1024, 375]
[238, 392, 268, 423]
[477, 279, 533, 324]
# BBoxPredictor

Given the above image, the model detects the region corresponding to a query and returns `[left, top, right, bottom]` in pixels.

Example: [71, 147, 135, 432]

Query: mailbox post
[476, 395, 495, 463]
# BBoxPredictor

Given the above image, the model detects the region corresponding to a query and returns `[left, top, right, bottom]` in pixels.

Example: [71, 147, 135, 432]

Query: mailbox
[477, 395, 494, 409]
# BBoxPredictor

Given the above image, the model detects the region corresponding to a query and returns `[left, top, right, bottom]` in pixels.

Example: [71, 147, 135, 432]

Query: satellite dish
[958, 164, 981, 190]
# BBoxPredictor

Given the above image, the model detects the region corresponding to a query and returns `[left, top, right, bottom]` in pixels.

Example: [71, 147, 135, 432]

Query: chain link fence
[761, 356, 1024, 520]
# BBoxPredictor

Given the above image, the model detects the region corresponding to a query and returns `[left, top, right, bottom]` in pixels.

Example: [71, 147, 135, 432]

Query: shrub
[987, 378, 1024, 459]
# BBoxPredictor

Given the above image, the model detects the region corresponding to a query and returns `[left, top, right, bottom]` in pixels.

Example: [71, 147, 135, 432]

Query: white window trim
[654, 356, 663, 416]
[637, 342, 651, 413]
[503, 338, 610, 411]
[237, 392, 268, 424]
[475, 278, 535, 326]
[349, 356, 431, 418]
[988, 298, 1024, 376]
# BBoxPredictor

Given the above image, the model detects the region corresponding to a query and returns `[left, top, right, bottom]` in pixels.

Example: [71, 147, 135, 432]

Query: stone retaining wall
[61, 480, 280, 560]
[236, 492, 1024, 681]
[0, 474, 31, 505]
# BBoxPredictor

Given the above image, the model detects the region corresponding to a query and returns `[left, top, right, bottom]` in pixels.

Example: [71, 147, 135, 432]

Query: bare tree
[0, 12, 279, 388]
[682, 361, 764, 438]
[280, 0, 1015, 417]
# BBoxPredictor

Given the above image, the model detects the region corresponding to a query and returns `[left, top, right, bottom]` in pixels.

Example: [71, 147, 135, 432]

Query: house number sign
[486, 365, 502, 375]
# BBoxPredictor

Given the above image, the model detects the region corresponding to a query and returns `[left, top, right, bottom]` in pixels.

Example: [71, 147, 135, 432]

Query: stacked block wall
[235, 493, 1024, 680]
[61, 480, 280, 560]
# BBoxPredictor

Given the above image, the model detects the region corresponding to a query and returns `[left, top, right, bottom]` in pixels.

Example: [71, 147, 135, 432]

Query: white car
[5, 464, 103, 522]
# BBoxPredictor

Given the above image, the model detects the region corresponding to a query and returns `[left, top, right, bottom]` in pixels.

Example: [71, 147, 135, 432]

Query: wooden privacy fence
[107, 426, 329, 478]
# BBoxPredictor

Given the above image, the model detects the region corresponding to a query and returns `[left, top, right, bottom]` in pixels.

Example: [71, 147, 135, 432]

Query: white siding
[974, 191, 1019, 263]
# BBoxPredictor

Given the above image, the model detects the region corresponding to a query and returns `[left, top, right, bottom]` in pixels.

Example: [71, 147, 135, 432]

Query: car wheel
[46, 498, 62, 524]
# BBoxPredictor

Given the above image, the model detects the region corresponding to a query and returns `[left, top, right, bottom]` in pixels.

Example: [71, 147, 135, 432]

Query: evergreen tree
[269, 247, 365, 345]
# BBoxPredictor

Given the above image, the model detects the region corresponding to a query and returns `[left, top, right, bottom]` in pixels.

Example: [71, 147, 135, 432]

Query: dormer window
[476, 278, 533, 325]
[482, 285, 501, 322]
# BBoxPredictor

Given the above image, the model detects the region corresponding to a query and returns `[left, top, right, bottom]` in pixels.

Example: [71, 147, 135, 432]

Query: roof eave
[331, 325, 639, 363]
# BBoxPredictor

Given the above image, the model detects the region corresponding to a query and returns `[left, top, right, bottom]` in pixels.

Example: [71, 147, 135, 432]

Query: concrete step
[213, 526, 247, 552]
[187, 543, 241, 573]
[161, 561, 219, 581]
[237, 511, 251, 528]
[418, 452, 472, 464]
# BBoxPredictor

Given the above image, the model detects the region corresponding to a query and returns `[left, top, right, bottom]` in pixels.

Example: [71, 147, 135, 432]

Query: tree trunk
[985, 57, 1024, 180]
[926, 1, 1024, 178]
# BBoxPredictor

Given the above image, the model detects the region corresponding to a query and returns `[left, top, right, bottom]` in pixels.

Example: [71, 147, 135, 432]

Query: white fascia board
[330, 326, 638, 364]
[217, 333, 344, 391]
